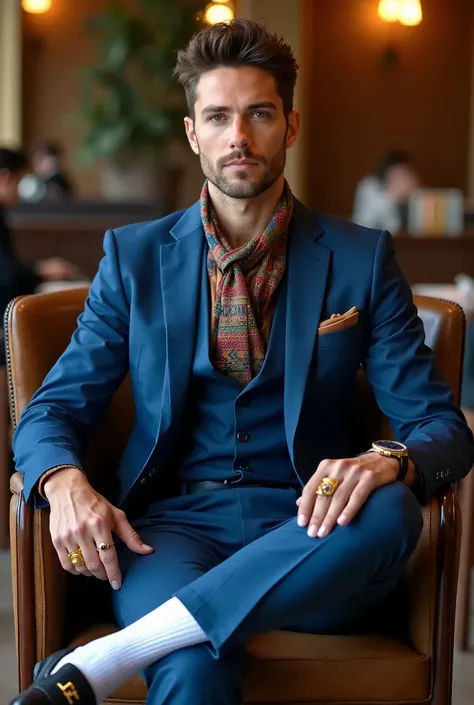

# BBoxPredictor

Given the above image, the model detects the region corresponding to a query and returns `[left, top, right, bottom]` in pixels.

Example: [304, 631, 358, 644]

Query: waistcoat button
[237, 431, 250, 443]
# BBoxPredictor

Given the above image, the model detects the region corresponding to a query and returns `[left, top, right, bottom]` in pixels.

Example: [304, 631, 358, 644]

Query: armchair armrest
[405, 492, 439, 657]
[10, 471, 66, 690]
[404, 485, 460, 703]
[433, 484, 461, 705]
[10, 471, 24, 496]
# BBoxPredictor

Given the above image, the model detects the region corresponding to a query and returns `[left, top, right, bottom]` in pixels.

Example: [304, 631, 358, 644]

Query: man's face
[184, 66, 299, 199]
[386, 163, 420, 203]
[0, 170, 21, 207]
[32, 152, 57, 178]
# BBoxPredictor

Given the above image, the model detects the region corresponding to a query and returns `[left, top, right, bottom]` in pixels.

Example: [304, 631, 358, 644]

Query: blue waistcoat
[178, 252, 299, 488]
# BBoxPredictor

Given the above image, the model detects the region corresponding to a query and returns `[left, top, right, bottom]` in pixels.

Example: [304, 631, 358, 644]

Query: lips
[226, 161, 258, 167]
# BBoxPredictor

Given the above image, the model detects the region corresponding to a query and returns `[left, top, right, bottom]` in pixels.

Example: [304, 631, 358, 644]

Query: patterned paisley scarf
[201, 179, 294, 386]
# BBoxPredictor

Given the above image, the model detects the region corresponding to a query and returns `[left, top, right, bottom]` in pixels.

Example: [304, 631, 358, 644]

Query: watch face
[375, 440, 406, 452]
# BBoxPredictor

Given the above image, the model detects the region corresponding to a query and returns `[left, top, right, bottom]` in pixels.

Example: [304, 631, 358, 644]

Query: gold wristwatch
[367, 440, 409, 482]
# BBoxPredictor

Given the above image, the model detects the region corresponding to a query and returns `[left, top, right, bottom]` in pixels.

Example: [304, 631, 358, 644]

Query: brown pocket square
[318, 306, 359, 335]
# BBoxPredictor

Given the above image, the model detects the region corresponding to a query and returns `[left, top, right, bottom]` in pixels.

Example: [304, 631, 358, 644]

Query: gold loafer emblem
[57, 681, 80, 703]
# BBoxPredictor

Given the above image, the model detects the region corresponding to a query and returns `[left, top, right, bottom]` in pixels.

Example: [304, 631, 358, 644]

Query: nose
[228, 116, 252, 151]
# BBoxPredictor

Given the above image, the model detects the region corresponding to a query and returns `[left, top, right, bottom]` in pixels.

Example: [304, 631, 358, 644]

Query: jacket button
[140, 478, 147, 485]
[236, 396, 249, 407]
[237, 431, 249, 443]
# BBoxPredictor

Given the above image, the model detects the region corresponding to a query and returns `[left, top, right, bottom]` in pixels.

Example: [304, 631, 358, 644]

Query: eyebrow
[201, 101, 278, 115]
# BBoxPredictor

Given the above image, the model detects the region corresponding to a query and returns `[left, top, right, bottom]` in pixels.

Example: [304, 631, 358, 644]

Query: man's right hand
[43, 467, 154, 590]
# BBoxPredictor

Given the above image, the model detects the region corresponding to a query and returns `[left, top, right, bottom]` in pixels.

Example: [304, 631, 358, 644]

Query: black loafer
[9, 648, 97, 705]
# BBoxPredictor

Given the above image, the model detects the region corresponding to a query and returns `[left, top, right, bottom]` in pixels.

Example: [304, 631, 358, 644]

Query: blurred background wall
[1, 0, 472, 215]
[0, 0, 22, 147]
[21, 0, 206, 208]
[301, 0, 474, 216]
[20, 0, 305, 207]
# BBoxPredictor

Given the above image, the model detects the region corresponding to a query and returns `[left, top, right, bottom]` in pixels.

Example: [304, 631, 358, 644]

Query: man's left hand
[296, 453, 400, 538]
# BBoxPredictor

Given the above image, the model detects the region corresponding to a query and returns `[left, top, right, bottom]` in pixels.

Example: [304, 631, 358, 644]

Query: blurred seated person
[353, 150, 420, 232]
[30, 140, 73, 201]
[0, 148, 79, 350]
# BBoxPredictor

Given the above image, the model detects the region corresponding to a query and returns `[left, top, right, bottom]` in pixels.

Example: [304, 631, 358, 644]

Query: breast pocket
[317, 321, 361, 349]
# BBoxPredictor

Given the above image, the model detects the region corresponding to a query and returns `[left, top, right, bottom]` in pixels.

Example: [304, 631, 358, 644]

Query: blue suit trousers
[113, 483, 422, 705]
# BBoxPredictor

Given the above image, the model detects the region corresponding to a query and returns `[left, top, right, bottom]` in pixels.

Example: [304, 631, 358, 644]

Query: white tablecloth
[35, 280, 90, 294]
[411, 283, 474, 317]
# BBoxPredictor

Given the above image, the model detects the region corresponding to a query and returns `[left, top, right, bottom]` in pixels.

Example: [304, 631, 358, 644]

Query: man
[0, 148, 79, 360]
[12, 19, 474, 705]
[352, 150, 421, 232]
[31, 141, 73, 200]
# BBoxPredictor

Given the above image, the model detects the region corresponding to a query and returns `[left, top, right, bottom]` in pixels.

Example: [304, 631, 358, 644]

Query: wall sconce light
[378, 0, 423, 27]
[377, 0, 400, 23]
[203, 1, 235, 26]
[378, 0, 422, 69]
[398, 0, 423, 26]
[22, 0, 52, 13]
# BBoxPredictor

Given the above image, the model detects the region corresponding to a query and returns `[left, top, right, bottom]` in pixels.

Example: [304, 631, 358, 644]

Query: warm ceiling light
[204, 2, 235, 25]
[398, 0, 422, 26]
[22, 0, 52, 13]
[377, 0, 401, 23]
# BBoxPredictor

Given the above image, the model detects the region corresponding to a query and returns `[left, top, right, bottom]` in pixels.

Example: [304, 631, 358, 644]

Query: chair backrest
[6, 289, 465, 456]
[349, 295, 465, 450]
[6, 288, 134, 487]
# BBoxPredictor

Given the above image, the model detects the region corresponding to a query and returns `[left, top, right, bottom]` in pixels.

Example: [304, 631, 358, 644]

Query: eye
[209, 114, 226, 122]
[252, 111, 271, 119]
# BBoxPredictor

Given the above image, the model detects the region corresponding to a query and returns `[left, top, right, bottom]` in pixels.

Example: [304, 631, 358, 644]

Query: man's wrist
[362, 450, 415, 483]
[39, 465, 84, 500]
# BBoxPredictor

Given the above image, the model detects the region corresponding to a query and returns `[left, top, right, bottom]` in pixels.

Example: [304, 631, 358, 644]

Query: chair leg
[0, 367, 10, 549]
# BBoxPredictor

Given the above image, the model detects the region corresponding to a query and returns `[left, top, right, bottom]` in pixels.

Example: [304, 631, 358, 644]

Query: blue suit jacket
[13, 200, 474, 509]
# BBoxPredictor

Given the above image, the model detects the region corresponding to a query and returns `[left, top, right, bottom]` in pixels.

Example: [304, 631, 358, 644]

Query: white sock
[51, 597, 207, 703]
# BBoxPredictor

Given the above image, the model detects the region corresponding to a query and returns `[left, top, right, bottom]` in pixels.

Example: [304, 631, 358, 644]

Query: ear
[184, 117, 200, 155]
[285, 110, 300, 150]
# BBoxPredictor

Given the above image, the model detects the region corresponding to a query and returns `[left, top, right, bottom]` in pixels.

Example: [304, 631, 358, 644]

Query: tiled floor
[0, 549, 473, 704]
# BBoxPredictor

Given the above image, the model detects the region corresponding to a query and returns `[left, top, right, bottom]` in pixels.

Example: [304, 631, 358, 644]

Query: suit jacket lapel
[284, 202, 330, 464]
[159, 202, 204, 439]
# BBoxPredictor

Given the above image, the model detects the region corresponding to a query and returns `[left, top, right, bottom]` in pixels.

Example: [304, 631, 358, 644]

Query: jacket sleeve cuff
[21, 451, 84, 508]
[37, 465, 83, 500]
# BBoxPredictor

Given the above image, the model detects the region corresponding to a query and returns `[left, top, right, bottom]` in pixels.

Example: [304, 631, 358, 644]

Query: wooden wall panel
[301, 0, 474, 216]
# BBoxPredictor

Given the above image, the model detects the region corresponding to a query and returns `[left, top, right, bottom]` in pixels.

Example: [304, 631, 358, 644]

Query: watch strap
[396, 453, 409, 483]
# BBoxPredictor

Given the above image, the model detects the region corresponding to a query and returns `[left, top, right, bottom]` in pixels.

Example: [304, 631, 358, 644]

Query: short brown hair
[174, 18, 298, 120]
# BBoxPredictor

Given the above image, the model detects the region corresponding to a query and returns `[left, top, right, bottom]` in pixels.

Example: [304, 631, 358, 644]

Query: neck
[207, 175, 286, 249]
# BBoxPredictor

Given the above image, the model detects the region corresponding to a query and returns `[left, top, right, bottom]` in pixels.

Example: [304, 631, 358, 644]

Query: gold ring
[97, 541, 115, 552]
[316, 477, 339, 497]
[67, 547, 85, 567]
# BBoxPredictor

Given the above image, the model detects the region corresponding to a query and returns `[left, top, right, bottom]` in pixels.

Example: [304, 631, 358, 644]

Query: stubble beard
[196, 138, 287, 200]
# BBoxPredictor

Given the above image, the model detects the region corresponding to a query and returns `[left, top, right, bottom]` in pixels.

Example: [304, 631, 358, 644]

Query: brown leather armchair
[7, 289, 465, 705]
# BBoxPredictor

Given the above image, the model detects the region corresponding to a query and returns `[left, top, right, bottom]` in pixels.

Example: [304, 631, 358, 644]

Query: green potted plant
[74, 0, 203, 204]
